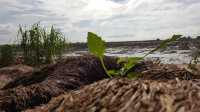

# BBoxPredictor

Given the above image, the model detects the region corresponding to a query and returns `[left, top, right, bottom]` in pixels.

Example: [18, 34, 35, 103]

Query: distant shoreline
[69, 37, 199, 51]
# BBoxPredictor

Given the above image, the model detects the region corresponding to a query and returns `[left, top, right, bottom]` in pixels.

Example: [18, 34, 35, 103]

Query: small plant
[18, 23, 67, 66]
[87, 32, 182, 78]
[87, 32, 112, 78]
[0, 45, 14, 67]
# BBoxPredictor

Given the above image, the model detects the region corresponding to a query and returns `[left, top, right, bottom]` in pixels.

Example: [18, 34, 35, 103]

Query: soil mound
[0, 55, 120, 112]
[26, 78, 200, 112]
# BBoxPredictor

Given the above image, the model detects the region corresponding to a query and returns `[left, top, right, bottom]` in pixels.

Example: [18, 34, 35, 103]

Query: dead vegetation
[0, 65, 34, 89]
[26, 78, 200, 112]
[0, 55, 120, 112]
[0, 55, 199, 112]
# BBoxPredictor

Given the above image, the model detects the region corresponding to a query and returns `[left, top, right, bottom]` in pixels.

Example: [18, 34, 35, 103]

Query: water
[65, 47, 193, 64]
[105, 48, 192, 64]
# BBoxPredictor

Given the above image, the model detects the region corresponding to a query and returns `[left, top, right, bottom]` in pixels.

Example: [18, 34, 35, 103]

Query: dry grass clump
[27, 78, 200, 112]
[0, 55, 198, 112]
[0, 65, 33, 89]
[0, 55, 120, 112]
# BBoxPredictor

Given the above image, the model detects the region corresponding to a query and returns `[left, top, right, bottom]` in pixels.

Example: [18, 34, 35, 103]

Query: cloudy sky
[0, 0, 200, 44]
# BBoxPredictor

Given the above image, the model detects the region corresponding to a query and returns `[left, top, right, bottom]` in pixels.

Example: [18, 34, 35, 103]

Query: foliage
[87, 32, 106, 57]
[87, 32, 112, 78]
[0, 45, 14, 67]
[18, 23, 67, 66]
[43, 26, 66, 63]
[87, 32, 182, 79]
[107, 57, 143, 79]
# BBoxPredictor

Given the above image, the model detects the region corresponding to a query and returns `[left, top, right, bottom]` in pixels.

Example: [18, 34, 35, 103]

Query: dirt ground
[0, 55, 199, 112]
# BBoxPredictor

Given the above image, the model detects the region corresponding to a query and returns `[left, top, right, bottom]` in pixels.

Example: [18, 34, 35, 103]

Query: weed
[87, 32, 182, 78]
[87, 32, 112, 78]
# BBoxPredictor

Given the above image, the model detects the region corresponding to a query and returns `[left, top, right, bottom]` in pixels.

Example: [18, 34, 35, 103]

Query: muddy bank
[0, 55, 120, 112]
[26, 78, 200, 112]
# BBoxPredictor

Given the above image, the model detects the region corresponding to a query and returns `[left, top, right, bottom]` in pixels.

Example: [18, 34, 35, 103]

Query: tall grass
[18, 23, 67, 66]
[43, 26, 66, 63]
[0, 45, 14, 67]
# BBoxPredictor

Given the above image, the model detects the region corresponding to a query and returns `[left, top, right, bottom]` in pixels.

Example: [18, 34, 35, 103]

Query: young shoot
[87, 32, 182, 79]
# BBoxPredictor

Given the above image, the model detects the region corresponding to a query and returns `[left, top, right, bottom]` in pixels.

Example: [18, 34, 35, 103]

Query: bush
[18, 23, 67, 66]
[0, 45, 14, 67]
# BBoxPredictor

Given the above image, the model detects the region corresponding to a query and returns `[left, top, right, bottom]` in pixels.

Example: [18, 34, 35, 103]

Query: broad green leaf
[87, 32, 106, 57]
[87, 32, 112, 78]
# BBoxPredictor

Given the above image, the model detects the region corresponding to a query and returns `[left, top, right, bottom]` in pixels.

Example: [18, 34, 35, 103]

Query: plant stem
[99, 57, 112, 78]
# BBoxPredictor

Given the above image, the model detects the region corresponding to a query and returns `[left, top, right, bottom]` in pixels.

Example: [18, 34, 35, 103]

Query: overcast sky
[0, 0, 200, 44]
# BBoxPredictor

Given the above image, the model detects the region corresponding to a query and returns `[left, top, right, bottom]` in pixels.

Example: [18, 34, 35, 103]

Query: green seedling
[87, 32, 182, 78]
[116, 34, 182, 78]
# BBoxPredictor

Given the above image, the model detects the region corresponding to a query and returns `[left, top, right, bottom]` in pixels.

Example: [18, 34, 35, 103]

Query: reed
[18, 23, 67, 66]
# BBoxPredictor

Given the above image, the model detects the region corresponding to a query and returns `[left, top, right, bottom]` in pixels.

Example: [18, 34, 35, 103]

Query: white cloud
[0, 24, 17, 44]
[0, 0, 200, 43]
